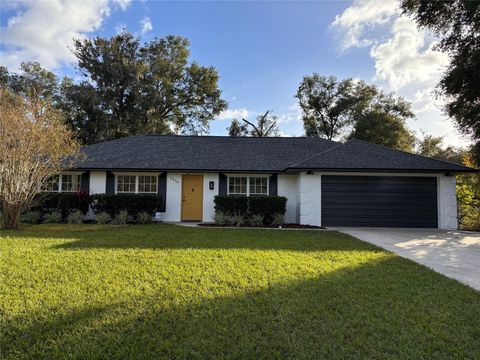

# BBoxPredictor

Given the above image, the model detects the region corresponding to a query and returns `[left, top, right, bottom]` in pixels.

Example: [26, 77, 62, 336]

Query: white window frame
[113, 172, 160, 194]
[227, 175, 269, 196]
[116, 174, 137, 194]
[42, 172, 83, 193]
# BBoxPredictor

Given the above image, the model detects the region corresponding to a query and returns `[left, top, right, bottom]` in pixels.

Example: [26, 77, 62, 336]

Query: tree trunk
[1, 202, 21, 230]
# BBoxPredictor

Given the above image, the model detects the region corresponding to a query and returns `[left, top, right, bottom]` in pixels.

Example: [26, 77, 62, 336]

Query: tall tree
[227, 119, 249, 137]
[296, 75, 364, 139]
[0, 87, 80, 229]
[401, 0, 480, 162]
[297, 74, 415, 144]
[227, 111, 280, 137]
[350, 112, 416, 152]
[61, 32, 227, 144]
[416, 133, 465, 164]
[349, 90, 415, 151]
[2, 62, 59, 118]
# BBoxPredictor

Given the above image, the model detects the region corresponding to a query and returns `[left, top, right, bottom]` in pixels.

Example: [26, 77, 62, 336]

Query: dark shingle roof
[288, 139, 474, 172]
[74, 135, 475, 173]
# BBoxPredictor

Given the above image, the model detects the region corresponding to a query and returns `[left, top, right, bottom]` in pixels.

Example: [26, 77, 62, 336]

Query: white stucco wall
[277, 174, 298, 224]
[298, 172, 322, 226]
[89, 171, 106, 194]
[203, 173, 219, 222]
[437, 175, 458, 229]
[85, 170, 458, 228]
[160, 172, 182, 222]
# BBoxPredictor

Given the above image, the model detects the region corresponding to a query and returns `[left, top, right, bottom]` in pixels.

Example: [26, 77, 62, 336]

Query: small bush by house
[249, 196, 287, 218]
[91, 194, 162, 217]
[31, 190, 91, 220]
[213, 195, 287, 226]
[214, 196, 249, 216]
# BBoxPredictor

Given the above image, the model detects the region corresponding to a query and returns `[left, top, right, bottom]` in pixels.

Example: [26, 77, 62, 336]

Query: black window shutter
[269, 174, 278, 196]
[157, 173, 167, 212]
[80, 171, 90, 192]
[219, 173, 227, 196]
[106, 172, 115, 194]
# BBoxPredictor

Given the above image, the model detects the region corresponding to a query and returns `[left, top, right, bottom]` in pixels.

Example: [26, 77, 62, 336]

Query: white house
[51, 135, 475, 228]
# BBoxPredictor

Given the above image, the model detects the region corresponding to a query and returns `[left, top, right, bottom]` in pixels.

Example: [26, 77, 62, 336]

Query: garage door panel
[322, 176, 438, 228]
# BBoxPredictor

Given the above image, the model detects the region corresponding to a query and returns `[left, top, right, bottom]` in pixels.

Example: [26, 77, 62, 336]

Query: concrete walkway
[334, 228, 480, 291]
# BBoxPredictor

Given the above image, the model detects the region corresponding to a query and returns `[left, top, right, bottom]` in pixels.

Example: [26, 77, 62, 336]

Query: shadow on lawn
[7, 224, 378, 252]
[40, 224, 380, 252]
[3, 257, 479, 360]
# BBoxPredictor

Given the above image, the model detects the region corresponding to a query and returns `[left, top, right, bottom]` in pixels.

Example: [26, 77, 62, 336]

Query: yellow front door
[181, 175, 204, 221]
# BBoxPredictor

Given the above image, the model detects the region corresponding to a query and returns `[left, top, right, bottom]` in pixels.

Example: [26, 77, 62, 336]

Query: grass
[1, 224, 479, 359]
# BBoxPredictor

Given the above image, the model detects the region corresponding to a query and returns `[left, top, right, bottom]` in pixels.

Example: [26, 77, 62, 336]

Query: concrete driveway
[334, 228, 480, 291]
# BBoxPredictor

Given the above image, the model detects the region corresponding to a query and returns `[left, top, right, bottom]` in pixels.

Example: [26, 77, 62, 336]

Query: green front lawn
[1, 224, 479, 359]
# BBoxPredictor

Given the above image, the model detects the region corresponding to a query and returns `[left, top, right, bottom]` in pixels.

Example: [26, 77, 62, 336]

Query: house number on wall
[169, 176, 179, 184]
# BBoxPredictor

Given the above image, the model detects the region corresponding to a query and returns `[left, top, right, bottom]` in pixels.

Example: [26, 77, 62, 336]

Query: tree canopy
[350, 112, 416, 152]
[416, 133, 465, 164]
[296, 74, 415, 149]
[227, 111, 280, 137]
[296, 75, 364, 139]
[401, 0, 480, 162]
[60, 32, 227, 144]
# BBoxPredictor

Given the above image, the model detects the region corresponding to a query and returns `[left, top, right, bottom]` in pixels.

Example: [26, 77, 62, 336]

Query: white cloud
[332, 0, 469, 147]
[331, 0, 397, 50]
[112, 0, 132, 11]
[217, 108, 250, 120]
[140, 17, 153, 35]
[0, 0, 131, 71]
[370, 17, 449, 91]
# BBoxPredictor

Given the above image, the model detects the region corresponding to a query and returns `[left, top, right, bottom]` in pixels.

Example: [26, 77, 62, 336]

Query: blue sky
[0, 0, 468, 146]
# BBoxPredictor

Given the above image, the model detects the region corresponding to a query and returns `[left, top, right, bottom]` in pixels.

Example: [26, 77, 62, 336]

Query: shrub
[213, 195, 287, 225]
[92, 194, 161, 217]
[67, 210, 84, 224]
[249, 214, 264, 227]
[32, 190, 91, 219]
[230, 213, 245, 227]
[249, 196, 287, 217]
[137, 211, 152, 224]
[214, 196, 249, 216]
[214, 211, 230, 225]
[113, 210, 130, 225]
[95, 212, 111, 224]
[21, 211, 41, 224]
[272, 213, 285, 226]
[43, 210, 62, 224]
[460, 205, 480, 231]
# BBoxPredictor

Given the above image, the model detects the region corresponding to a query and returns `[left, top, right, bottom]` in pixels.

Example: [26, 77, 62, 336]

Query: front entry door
[181, 175, 204, 221]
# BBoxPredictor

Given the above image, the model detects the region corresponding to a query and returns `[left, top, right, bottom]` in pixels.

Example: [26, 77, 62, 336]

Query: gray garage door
[321, 176, 438, 228]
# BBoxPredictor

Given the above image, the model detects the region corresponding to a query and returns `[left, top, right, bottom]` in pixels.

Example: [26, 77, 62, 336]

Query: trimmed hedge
[31, 190, 91, 219]
[214, 196, 249, 216]
[91, 194, 162, 217]
[249, 196, 287, 217]
[214, 195, 287, 224]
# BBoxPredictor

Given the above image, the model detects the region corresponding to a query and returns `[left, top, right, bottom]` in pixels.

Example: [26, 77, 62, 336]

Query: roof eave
[284, 167, 478, 174]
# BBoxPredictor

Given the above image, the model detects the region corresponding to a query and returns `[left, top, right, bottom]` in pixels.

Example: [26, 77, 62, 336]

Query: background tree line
[1, 32, 227, 145]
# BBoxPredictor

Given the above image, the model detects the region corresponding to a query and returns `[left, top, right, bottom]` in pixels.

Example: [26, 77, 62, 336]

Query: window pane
[61, 174, 81, 192]
[228, 177, 247, 195]
[42, 176, 59, 192]
[249, 177, 268, 195]
[138, 176, 157, 193]
[117, 175, 136, 193]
